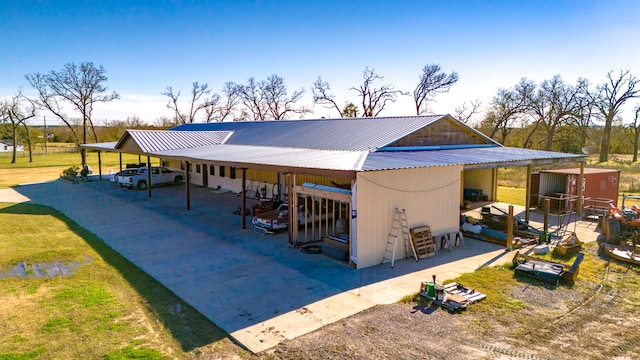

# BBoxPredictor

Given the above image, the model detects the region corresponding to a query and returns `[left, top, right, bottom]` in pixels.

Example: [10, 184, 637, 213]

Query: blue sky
[1, 0, 639, 124]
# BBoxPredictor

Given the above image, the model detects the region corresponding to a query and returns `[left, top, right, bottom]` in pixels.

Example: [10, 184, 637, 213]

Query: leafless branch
[312, 77, 343, 117]
[454, 99, 482, 124]
[351, 67, 407, 117]
[414, 64, 459, 115]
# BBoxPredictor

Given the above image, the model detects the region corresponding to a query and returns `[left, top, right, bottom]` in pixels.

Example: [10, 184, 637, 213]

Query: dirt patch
[258, 246, 639, 360]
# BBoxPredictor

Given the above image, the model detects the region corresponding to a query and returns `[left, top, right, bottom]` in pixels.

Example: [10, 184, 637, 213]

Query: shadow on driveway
[10, 178, 514, 352]
[0, 201, 226, 352]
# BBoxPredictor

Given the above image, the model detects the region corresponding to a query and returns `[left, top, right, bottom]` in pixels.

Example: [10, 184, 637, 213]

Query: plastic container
[435, 285, 445, 301]
[426, 282, 435, 297]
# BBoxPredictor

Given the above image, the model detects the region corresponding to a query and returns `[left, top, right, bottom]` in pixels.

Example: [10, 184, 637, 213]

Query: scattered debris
[420, 275, 486, 312]
[512, 251, 584, 286]
[554, 232, 582, 256]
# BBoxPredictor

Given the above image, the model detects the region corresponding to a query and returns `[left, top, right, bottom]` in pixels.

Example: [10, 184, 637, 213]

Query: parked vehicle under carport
[252, 201, 330, 234]
[111, 168, 140, 185]
[119, 166, 184, 190]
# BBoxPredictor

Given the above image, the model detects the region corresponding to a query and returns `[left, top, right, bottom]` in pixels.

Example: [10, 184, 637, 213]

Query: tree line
[1, 61, 638, 166]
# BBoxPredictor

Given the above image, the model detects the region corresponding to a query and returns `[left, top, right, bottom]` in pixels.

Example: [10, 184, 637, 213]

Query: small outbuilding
[0, 140, 24, 152]
[530, 168, 620, 215]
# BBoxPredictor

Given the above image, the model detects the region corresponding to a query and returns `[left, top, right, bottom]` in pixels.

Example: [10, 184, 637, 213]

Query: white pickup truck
[118, 166, 184, 190]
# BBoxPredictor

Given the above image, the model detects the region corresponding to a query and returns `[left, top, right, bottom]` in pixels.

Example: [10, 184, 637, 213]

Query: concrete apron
[3, 179, 602, 353]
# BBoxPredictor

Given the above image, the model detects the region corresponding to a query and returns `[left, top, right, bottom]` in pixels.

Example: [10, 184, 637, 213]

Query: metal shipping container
[533, 168, 619, 213]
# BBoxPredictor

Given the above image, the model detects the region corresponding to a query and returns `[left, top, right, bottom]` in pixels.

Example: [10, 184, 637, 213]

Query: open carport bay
[9, 178, 599, 353]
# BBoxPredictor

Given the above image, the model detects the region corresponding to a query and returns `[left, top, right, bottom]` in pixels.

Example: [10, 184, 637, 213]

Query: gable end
[387, 117, 493, 147]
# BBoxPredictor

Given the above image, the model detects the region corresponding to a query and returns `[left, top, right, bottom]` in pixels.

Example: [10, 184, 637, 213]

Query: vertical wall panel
[538, 169, 620, 211]
[355, 165, 462, 268]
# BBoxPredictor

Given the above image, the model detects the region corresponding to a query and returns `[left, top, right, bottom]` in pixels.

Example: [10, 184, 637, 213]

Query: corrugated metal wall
[538, 170, 620, 211]
[355, 165, 462, 268]
[538, 173, 566, 197]
[576, 171, 619, 207]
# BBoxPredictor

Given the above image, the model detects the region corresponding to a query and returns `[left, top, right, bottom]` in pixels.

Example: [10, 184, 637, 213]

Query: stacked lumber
[410, 226, 436, 259]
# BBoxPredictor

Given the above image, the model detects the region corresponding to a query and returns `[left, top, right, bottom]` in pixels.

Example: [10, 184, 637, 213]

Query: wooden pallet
[441, 282, 487, 303]
[420, 282, 487, 312]
[410, 226, 436, 259]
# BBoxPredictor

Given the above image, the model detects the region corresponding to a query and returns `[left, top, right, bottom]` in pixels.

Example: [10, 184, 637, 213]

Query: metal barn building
[83, 115, 584, 269]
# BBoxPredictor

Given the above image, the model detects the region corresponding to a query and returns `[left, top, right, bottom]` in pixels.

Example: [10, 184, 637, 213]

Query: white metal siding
[539, 173, 566, 196]
[355, 165, 462, 268]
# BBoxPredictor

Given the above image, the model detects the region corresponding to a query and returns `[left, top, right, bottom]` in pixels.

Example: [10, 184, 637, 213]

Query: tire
[174, 176, 183, 185]
[137, 181, 147, 190]
[301, 245, 322, 254]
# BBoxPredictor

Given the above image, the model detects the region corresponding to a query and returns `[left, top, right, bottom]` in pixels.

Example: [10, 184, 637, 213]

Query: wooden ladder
[382, 208, 418, 267]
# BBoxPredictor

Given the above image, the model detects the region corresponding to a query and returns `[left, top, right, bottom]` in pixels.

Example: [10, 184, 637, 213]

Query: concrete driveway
[2, 178, 602, 352]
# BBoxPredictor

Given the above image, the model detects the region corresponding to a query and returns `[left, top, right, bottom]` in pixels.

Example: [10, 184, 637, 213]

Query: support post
[241, 168, 247, 229]
[544, 198, 550, 235]
[185, 161, 191, 211]
[119, 153, 122, 173]
[147, 156, 152, 199]
[287, 174, 294, 245]
[525, 165, 532, 222]
[491, 168, 498, 201]
[577, 162, 585, 218]
[98, 151, 102, 181]
[507, 205, 514, 251]
[292, 174, 298, 247]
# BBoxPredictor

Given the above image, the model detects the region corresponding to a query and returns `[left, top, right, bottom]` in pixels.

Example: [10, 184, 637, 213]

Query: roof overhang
[361, 146, 585, 171]
[80, 141, 118, 151]
[156, 144, 362, 179]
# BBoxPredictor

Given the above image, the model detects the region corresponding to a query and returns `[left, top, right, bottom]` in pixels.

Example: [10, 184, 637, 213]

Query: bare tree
[0, 89, 37, 163]
[454, 100, 482, 124]
[480, 86, 528, 144]
[586, 70, 639, 162]
[414, 64, 459, 115]
[20, 121, 35, 163]
[229, 77, 268, 121]
[568, 79, 597, 151]
[351, 67, 407, 117]
[153, 116, 177, 128]
[312, 77, 343, 117]
[203, 82, 239, 122]
[629, 105, 640, 162]
[229, 75, 308, 121]
[162, 82, 220, 124]
[123, 115, 144, 128]
[262, 74, 308, 120]
[26, 62, 119, 166]
[521, 76, 584, 150]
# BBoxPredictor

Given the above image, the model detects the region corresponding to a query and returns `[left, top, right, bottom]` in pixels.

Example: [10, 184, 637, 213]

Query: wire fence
[0, 148, 76, 158]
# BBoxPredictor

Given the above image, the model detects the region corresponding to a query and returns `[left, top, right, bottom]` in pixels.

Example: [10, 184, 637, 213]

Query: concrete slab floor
[1, 179, 603, 353]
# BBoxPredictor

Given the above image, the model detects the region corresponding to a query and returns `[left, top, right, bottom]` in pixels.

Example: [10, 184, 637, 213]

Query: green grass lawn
[0, 203, 250, 359]
[0, 151, 156, 189]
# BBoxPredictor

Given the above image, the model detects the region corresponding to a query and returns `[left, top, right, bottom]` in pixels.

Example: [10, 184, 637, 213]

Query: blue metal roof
[170, 115, 446, 151]
[361, 147, 585, 171]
